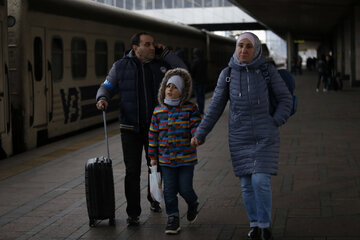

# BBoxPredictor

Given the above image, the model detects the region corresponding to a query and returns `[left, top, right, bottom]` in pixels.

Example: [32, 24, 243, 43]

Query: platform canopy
[229, 0, 357, 41]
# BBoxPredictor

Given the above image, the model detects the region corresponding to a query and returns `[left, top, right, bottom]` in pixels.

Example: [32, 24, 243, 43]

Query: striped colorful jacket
[148, 102, 201, 167]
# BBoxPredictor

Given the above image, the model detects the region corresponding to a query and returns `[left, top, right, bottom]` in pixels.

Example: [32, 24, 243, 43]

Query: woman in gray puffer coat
[191, 32, 292, 240]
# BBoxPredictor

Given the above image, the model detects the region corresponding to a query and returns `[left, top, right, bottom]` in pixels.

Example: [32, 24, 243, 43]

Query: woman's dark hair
[130, 32, 151, 46]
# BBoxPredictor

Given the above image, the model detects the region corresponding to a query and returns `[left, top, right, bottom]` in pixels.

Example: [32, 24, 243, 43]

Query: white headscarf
[232, 32, 262, 66]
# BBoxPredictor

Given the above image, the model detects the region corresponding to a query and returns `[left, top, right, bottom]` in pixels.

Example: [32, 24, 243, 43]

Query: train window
[95, 40, 108, 77]
[34, 37, 43, 81]
[51, 37, 63, 82]
[71, 38, 87, 79]
[114, 41, 125, 61]
[184, 48, 189, 61]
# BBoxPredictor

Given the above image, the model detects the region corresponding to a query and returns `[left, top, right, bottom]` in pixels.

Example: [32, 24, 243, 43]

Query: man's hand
[96, 99, 108, 110]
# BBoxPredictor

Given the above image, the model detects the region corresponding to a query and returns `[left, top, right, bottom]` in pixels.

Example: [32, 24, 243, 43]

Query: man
[96, 32, 187, 226]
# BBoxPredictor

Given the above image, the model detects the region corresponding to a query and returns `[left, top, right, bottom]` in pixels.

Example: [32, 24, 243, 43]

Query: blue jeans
[239, 173, 272, 228]
[161, 166, 198, 217]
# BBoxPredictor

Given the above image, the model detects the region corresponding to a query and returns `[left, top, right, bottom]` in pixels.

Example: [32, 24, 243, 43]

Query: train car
[0, 0, 12, 159]
[4, 0, 235, 158]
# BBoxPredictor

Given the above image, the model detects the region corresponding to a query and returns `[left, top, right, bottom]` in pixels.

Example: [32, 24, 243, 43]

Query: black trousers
[120, 128, 156, 218]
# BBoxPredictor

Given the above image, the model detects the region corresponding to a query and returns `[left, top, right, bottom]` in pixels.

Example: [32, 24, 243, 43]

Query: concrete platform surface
[0, 71, 359, 240]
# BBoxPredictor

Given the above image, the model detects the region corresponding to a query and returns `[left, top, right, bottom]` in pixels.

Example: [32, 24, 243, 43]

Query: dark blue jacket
[96, 50, 187, 132]
[195, 55, 292, 176]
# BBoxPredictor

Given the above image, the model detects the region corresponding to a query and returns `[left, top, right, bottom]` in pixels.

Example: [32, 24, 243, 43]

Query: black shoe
[126, 216, 139, 226]
[150, 201, 162, 212]
[260, 228, 273, 240]
[187, 201, 199, 223]
[165, 216, 180, 234]
[248, 227, 260, 239]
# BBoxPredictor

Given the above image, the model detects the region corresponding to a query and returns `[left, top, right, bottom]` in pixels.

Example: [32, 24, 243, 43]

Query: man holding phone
[96, 32, 187, 226]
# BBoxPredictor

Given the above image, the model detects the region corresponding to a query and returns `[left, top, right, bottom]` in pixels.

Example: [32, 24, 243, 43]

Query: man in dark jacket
[96, 32, 187, 226]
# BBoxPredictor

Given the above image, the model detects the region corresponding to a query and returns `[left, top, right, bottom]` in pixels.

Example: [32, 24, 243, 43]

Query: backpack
[226, 63, 297, 116]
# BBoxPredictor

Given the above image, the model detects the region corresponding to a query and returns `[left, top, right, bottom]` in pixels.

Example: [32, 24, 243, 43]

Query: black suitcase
[85, 110, 115, 227]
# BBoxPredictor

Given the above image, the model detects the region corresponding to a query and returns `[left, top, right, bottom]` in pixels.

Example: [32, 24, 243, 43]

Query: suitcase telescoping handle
[102, 105, 110, 159]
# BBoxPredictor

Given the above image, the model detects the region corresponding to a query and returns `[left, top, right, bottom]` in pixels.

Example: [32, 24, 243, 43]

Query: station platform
[0, 71, 359, 240]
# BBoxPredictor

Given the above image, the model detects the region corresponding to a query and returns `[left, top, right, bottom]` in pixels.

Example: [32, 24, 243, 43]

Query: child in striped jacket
[148, 68, 202, 235]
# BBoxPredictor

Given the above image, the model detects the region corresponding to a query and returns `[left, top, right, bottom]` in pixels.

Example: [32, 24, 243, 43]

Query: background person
[96, 32, 187, 226]
[190, 48, 207, 114]
[191, 32, 292, 240]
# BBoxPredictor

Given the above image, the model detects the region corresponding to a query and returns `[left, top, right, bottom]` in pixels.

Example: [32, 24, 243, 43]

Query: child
[148, 68, 201, 234]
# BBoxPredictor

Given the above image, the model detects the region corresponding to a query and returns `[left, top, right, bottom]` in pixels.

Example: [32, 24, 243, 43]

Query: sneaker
[248, 227, 260, 239]
[150, 201, 162, 212]
[260, 228, 273, 240]
[187, 202, 199, 223]
[316, 88, 319, 92]
[165, 216, 180, 234]
[126, 216, 139, 226]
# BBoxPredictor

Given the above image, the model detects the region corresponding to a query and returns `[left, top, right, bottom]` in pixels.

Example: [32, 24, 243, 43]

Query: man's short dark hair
[130, 32, 152, 46]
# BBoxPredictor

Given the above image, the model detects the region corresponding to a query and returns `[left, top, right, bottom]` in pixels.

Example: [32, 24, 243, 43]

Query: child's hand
[150, 159, 157, 166]
[191, 137, 203, 147]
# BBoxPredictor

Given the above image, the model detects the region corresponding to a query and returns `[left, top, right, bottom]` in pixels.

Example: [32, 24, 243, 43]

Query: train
[0, 0, 235, 159]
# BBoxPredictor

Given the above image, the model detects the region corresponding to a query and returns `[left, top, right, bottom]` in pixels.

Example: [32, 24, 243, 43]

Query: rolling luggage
[85, 109, 115, 227]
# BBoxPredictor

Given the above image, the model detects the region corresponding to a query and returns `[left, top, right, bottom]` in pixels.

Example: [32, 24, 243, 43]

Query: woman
[191, 32, 292, 240]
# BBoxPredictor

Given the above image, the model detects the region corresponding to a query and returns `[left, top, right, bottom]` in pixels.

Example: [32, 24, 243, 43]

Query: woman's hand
[191, 137, 203, 147]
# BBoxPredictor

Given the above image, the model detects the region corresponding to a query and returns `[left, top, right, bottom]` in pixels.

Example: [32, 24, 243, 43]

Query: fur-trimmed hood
[158, 68, 193, 106]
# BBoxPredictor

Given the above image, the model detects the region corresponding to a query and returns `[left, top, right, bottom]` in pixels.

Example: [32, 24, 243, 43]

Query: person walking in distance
[149, 68, 201, 235]
[96, 32, 187, 226]
[191, 32, 292, 240]
[191, 48, 207, 114]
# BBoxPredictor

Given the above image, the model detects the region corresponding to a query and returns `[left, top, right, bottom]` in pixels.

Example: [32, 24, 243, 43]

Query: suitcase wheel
[109, 218, 115, 226]
[89, 219, 96, 227]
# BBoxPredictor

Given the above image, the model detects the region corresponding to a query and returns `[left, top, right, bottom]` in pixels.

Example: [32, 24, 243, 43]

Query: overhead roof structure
[229, 0, 357, 41]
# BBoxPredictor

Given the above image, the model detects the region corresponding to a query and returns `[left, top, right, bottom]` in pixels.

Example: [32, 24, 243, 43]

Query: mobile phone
[155, 46, 162, 56]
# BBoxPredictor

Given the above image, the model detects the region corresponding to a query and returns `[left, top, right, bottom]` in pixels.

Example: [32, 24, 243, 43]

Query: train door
[0, 22, 6, 134]
[30, 27, 47, 127]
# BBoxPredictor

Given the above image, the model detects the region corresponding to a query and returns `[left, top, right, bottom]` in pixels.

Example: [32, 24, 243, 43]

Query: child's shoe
[187, 201, 199, 223]
[150, 201, 162, 212]
[247, 226, 260, 239]
[260, 228, 273, 240]
[165, 216, 180, 234]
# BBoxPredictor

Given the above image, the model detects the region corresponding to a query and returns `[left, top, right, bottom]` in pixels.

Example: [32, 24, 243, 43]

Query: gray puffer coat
[195, 55, 292, 177]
